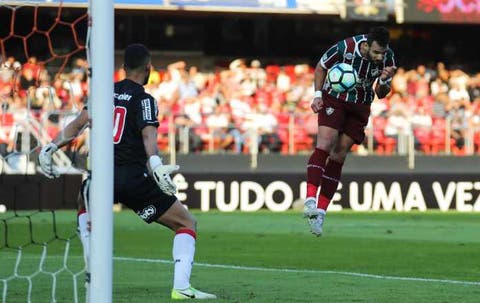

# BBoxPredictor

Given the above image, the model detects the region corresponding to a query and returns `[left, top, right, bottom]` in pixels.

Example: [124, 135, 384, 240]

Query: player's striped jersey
[320, 34, 396, 104]
[113, 79, 159, 166]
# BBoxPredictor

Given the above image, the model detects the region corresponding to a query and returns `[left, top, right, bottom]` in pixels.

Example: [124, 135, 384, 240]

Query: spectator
[244, 104, 281, 153]
[449, 81, 470, 103]
[178, 70, 198, 100]
[411, 106, 433, 150]
[392, 67, 407, 96]
[385, 108, 411, 144]
[447, 99, 469, 149]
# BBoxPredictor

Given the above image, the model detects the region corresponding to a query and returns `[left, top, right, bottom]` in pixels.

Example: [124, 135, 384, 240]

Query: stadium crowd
[1, 55, 480, 157]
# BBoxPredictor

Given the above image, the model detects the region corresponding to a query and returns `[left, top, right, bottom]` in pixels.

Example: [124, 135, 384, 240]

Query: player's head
[123, 43, 151, 85]
[365, 26, 390, 66]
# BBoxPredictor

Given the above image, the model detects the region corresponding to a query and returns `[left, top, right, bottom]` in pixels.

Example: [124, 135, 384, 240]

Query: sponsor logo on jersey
[141, 98, 152, 121]
[137, 205, 156, 220]
[114, 93, 132, 101]
[326, 107, 334, 115]
[371, 67, 380, 77]
[345, 53, 354, 60]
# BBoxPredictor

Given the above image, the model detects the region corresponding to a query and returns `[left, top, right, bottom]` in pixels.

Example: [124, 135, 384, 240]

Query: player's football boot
[303, 197, 320, 218]
[309, 210, 326, 237]
[171, 286, 217, 300]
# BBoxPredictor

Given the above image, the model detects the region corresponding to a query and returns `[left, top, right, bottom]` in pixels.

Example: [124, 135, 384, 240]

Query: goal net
[0, 1, 90, 302]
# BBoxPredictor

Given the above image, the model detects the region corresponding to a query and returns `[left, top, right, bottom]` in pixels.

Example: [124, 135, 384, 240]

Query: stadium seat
[157, 134, 169, 152]
[1, 113, 14, 127]
[46, 125, 60, 140]
[372, 117, 396, 155]
[0, 113, 15, 142]
[277, 127, 289, 154]
[428, 118, 455, 154]
[452, 145, 466, 156]
[413, 127, 432, 154]
[474, 132, 480, 154]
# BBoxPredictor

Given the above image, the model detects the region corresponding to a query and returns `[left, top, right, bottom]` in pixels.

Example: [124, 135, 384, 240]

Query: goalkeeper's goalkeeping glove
[39, 142, 60, 179]
[148, 155, 179, 196]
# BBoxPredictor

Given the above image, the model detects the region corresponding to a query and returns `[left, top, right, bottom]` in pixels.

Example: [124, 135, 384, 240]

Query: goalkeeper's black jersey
[113, 79, 159, 166]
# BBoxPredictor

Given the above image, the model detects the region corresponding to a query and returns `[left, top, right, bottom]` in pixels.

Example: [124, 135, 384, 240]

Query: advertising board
[404, 0, 480, 23]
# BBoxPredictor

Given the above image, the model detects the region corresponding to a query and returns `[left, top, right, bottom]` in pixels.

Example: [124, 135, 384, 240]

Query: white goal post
[89, 0, 114, 302]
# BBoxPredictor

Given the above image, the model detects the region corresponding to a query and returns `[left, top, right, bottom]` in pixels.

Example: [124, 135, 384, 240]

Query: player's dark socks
[318, 159, 344, 208]
[317, 195, 331, 211]
[306, 148, 328, 199]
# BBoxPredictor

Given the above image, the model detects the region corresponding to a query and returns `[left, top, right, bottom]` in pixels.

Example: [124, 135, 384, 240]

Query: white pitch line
[114, 256, 480, 287]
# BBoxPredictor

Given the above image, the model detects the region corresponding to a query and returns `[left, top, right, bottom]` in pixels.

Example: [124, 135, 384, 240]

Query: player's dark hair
[124, 43, 151, 71]
[367, 26, 390, 47]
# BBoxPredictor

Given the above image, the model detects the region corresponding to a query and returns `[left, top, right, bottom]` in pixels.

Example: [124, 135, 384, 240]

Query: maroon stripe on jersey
[358, 60, 369, 80]
[344, 38, 356, 64]
[324, 52, 340, 68]
[356, 60, 369, 103]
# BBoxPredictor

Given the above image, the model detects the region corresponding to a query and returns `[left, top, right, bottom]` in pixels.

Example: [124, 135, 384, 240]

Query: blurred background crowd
[1, 54, 479, 158]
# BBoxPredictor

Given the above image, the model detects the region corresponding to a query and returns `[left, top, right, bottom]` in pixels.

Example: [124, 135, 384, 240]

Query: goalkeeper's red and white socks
[172, 228, 217, 299]
[77, 208, 90, 264]
[172, 228, 196, 290]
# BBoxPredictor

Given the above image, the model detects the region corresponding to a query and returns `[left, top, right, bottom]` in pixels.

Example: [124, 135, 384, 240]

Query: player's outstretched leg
[171, 228, 216, 299]
[78, 177, 91, 286]
[157, 201, 216, 300]
[304, 148, 328, 235]
[310, 159, 343, 237]
[77, 207, 90, 285]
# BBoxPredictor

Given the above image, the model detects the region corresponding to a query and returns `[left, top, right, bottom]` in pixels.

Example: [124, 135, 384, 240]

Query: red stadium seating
[428, 118, 455, 155]
[372, 117, 396, 155]
[474, 132, 480, 154]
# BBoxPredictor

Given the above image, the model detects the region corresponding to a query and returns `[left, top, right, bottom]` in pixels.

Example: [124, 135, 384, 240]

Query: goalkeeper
[39, 44, 216, 300]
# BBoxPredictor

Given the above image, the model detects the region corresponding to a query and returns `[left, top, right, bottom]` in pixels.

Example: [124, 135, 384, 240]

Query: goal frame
[88, 0, 114, 302]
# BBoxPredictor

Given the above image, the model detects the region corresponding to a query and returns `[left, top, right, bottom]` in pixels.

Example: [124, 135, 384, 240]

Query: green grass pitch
[1, 210, 479, 302]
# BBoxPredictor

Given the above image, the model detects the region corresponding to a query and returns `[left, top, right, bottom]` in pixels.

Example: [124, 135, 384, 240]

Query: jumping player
[304, 27, 397, 236]
[39, 44, 216, 299]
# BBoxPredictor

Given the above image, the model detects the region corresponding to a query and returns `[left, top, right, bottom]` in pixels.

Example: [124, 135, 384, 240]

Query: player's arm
[312, 44, 340, 113]
[139, 96, 179, 196]
[142, 125, 159, 160]
[311, 63, 328, 113]
[375, 67, 396, 99]
[143, 125, 179, 196]
[39, 109, 89, 178]
[314, 62, 328, 94]
[375, 50, 397, 99]
[52, 109, 90, 148]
